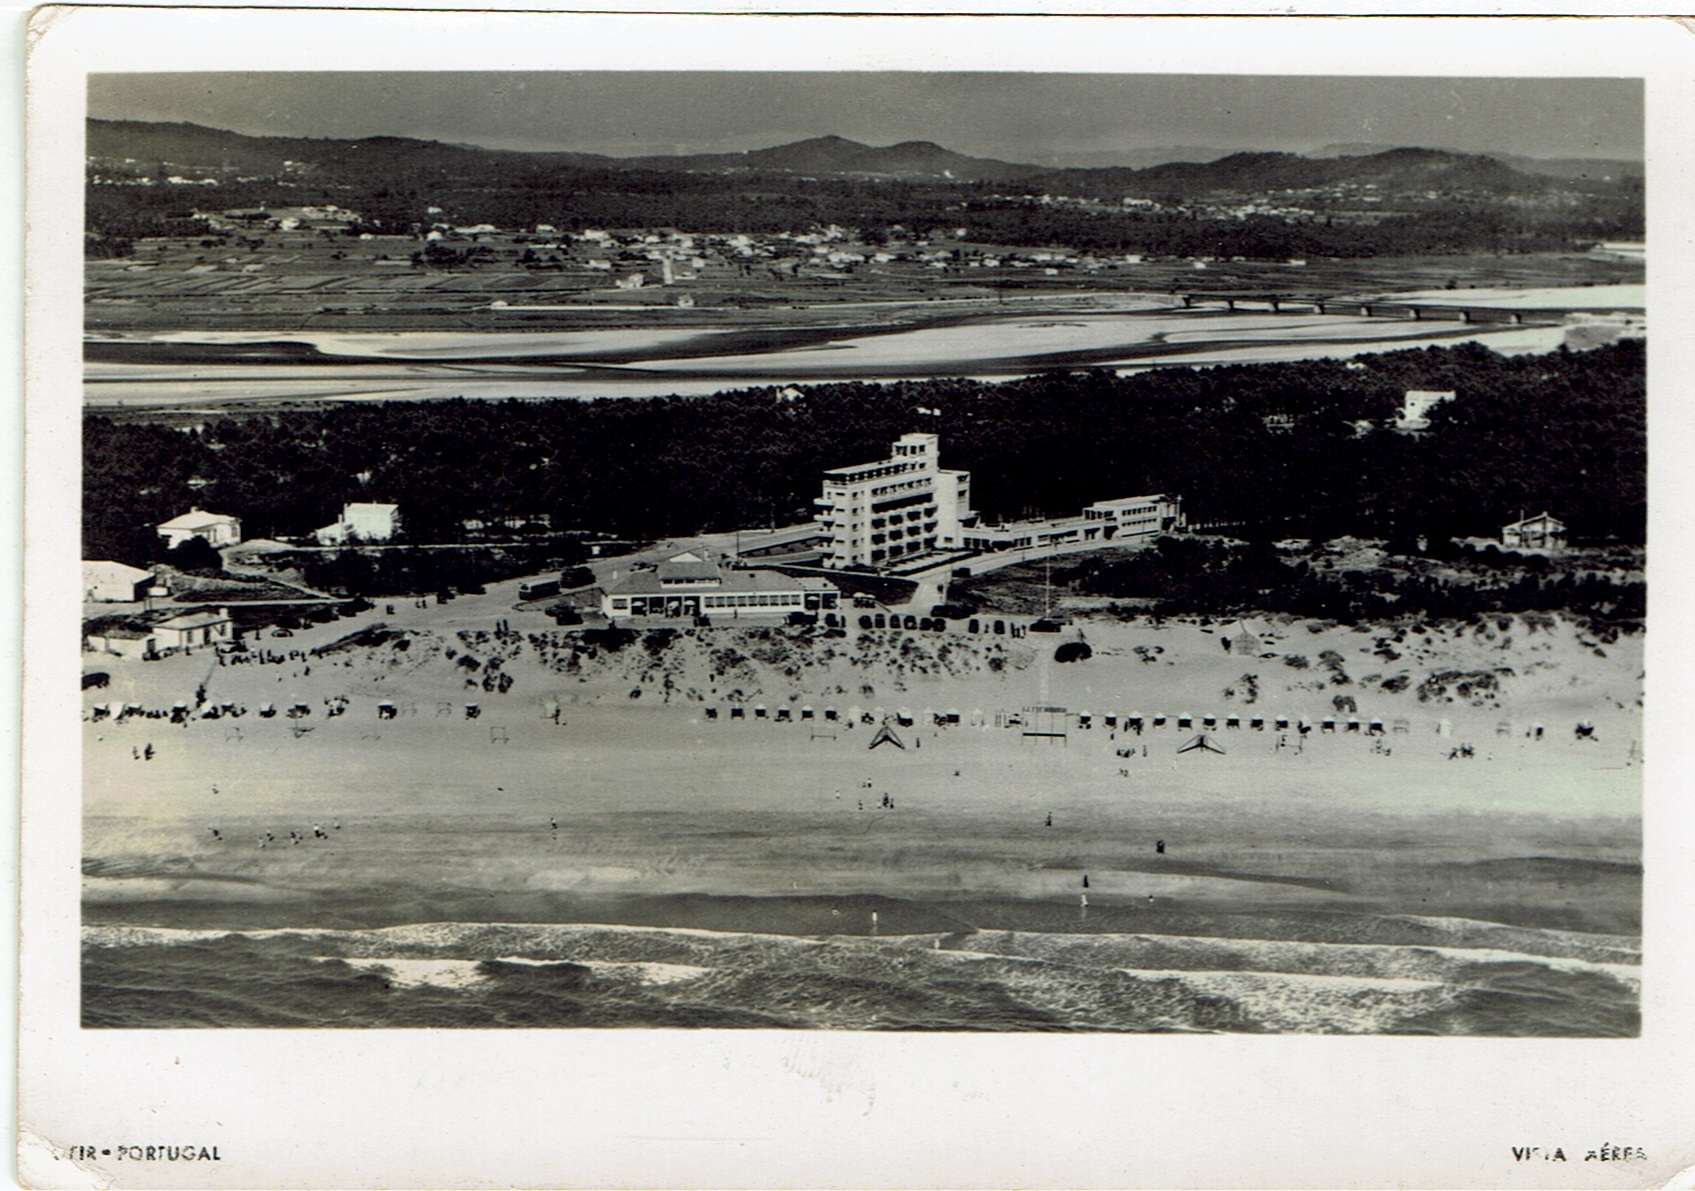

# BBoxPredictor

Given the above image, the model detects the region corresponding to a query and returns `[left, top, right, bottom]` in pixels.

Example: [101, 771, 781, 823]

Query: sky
[87, 73, 1644, 164]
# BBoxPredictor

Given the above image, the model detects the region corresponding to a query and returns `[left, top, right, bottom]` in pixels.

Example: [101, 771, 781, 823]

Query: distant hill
[1312, 141, 1643, 182]
[646, 135, 1044, 182]
[1023, 147, 1552, 200]
[1026, 146, 1250, 170]
[87, 120, 1040, 184]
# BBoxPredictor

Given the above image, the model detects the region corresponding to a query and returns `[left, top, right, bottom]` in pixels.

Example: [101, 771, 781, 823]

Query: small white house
[82, 560, 154, 603]
[1396, 389, 1456, 432]
[157, 508, 242, 549]
[315, 502, 401, 545]
[153, 607, 234, 652]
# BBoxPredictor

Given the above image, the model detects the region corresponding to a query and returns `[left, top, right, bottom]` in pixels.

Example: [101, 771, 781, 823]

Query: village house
[85, 605, 233, 658]
[314, 502, 401, 545]
[82, 560, 155, 603]
[1396, 389, 1457, 432]
[156, 508, 242, 549]
[1502, 512, 1567, 552]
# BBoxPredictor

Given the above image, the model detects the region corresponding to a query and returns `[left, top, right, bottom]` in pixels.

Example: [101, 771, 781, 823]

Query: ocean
[82, 909, 1639, 1034]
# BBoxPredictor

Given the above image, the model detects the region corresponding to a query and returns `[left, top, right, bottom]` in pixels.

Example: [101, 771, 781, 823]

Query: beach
[82, 581, 1642, 1032]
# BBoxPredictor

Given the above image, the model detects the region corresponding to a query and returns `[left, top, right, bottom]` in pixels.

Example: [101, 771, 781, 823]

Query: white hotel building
[815, 433, 972, 569]
[817, 433, 1182, 571]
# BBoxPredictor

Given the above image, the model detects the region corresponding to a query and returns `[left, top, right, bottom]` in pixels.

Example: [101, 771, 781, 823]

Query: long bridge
[1174, 292, 1570, 326]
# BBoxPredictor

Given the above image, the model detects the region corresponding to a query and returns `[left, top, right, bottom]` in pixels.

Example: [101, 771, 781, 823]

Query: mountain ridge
[87, 118, 1634, 202]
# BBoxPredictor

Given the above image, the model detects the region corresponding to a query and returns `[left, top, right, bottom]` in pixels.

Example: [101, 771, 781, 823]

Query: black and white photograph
[18, 9, 1695, 1189]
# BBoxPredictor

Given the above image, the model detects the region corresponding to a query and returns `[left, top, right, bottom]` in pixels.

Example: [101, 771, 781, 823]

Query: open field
[88, 231, 1642, 334]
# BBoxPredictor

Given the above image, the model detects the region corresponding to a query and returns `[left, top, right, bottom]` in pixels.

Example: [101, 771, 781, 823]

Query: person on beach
[143, 743, 154, 761]
[1045, 813, 1053, 827]
[1156, 839, 1165, 854]
[209, 828, 221, 841]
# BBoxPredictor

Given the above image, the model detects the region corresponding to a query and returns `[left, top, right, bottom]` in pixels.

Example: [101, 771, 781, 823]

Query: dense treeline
[1047, 536, 1644, 623]
[83, 340, 1644, 568]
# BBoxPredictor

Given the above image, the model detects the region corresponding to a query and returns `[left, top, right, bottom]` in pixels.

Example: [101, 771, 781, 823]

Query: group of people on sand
[246, 821, 339, 849]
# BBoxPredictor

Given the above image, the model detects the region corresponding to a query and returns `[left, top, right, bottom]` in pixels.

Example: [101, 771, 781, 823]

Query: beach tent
[754, 705, 768, 718]
[896, 709, 914, 726]
[824, 708, 839, 721]
[1496, 721, 1512, 736]
[1177, 714, 1192, 729]
[1078, 712, 1091, 728]
[775, 707, 792, 722]
[1321, 718, 1336, 733]
[868, 721, 906, 751]
[259, 703, 276, 718]
[1226, 716, 1240, 730]
[1151, 713, 1166, 727]
[800, 706, 814, 720]
[1202, 715, 1217, 729]
[1436, 718, 1452, 737]
[945, 709, 961, 725]
[1392, 718, 1411, 734]
[1177, 733, 1226, 755]
[730, 705, 745, 719]
[1250, 717, 1264, 731]
[705, 706, 718, 720]
[1346, 718, 1360, 733]
[1104, 713, 1117, 728]
[1274, 716, 1289, 731]
[1368, 718, 1384, 734]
